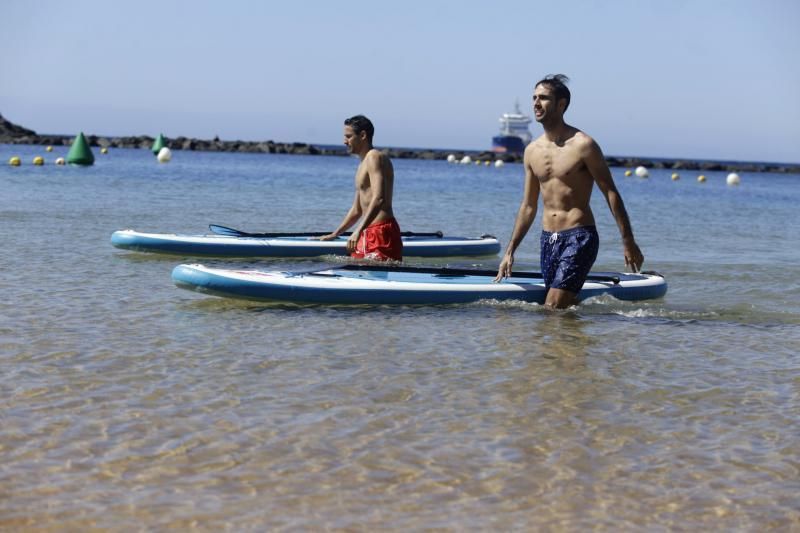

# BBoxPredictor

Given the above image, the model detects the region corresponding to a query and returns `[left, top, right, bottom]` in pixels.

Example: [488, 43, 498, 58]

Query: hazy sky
[2, 0, 798, 162]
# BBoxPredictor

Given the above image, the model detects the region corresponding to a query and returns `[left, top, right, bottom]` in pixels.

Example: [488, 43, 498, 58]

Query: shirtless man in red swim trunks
[319, 115, 402, 261]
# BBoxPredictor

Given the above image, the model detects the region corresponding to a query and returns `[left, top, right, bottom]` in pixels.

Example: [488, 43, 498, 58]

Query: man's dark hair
[344, 115, 375, 143]
[535, 74, 571, 112]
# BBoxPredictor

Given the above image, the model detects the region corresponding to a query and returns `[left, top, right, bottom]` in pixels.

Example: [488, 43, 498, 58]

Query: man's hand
[316, 233, 339, 241]
[347, 231, 360, 253]
[623, 240, 644, 272]
[494, 253, 514, 282]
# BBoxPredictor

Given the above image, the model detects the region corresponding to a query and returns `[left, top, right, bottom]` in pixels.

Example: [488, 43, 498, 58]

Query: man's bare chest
[532, 148, 585, 180]
[354, 167, 371, 190]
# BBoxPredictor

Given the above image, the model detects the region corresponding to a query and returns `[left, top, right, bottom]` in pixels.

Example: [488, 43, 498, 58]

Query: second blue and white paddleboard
[112, 229, 501, 258]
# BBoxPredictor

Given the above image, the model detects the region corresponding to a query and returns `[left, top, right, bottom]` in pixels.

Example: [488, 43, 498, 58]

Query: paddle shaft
[209, 224, 443, 239]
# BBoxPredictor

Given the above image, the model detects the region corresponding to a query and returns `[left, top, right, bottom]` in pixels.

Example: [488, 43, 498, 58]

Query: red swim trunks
[351, 218, 403, 261]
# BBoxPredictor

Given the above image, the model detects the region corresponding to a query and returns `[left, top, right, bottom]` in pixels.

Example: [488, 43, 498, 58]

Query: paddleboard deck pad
[172, 263, 667, 305]
[112, 229, 501, 258]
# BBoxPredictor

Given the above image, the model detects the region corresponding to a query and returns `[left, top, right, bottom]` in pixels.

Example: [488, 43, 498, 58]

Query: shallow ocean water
[1, 145, 798, 530]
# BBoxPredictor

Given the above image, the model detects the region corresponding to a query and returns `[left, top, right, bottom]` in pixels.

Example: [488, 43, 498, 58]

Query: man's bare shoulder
[524, 135, 546, 160]
[365, 148, 390, 164]
[571, 130, 601, 151]
[364, 149, 393, 178]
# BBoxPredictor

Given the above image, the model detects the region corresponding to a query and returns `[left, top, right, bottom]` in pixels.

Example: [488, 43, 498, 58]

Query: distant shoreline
[2, 114, 798, 173]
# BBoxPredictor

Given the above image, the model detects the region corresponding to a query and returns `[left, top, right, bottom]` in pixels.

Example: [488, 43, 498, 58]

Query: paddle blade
[209, 224, 249, 237]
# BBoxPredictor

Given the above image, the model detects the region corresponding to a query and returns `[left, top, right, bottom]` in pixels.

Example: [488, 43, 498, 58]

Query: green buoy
[66, 132, 95, 166]
[152, 133, 167, 155]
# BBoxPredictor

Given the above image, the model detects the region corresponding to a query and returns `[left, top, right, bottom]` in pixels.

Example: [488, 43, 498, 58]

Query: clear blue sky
[2, 0, 798, 163]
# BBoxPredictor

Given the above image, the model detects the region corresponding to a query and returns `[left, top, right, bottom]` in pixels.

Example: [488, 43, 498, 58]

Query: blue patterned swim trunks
[540, 225, 599, 293]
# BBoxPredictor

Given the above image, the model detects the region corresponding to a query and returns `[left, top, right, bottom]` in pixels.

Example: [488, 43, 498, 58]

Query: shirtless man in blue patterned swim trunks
[494, 74, 644, 309]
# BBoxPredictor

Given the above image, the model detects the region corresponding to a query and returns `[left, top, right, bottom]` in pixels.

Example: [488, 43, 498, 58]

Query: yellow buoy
[100, 147, 108, 154]
[624, 169, 632, 177]
[697, 175, 706, 183]
[9, 156, 21, 166]
[46, 146, 53, 152]
[33, 156, 44, 165]
[671, 173, 680, 181]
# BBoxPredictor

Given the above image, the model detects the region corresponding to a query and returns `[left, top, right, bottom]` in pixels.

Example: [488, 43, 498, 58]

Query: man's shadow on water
[533, 310, 596, 360]
[490, 305, 596, 361]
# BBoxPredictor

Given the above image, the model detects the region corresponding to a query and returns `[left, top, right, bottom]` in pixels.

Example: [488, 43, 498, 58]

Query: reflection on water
[1, 149, 799, 529]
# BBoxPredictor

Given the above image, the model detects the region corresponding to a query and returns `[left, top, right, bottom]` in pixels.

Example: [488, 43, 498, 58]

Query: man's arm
[318, 191, 362, 241]
[582, 138, 644, 272]
[494, 149, 540, 281]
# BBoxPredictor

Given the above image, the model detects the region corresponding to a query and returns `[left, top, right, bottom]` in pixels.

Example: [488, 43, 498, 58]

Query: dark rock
[0, 113, 36, 141]
[700, 162, 725, 171]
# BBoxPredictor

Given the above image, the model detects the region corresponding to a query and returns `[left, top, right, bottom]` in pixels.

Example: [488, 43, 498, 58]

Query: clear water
[2, 145, 799, 530]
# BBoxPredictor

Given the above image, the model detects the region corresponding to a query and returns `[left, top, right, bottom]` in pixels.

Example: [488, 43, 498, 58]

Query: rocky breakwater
[603, 156, 799, 175]
[2, 113, 798, 173]
[0, 113, 332, 156]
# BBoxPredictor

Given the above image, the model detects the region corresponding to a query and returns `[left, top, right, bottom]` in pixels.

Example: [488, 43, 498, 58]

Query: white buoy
[671, 173, 680, 181]
[55, 157, 65, 165]
[460, 155, 472, 165]
[634, 166, 649, 178]
[726, 172, 741, 186]
[697, 175, 706, 183]
[157, 147, 172, 163]
[494, 159, 504, 168]
[446, 154, 456, 163]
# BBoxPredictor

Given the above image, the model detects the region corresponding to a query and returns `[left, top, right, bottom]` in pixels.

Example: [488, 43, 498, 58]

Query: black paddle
[209, 224, 444, 239]
[331, 263, 621, 284]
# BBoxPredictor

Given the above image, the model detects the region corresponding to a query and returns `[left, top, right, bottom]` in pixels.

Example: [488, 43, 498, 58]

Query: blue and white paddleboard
[111, 229, 501, 258]
[172, 263, 667, 305]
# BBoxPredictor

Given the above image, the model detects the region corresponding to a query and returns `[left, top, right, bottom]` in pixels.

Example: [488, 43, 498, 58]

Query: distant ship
[491, 101, 532, 154]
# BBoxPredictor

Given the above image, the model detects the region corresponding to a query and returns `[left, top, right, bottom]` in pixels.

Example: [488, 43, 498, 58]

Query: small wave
[322, 254, 354, 264]
[478, 294, 726, 322]
[473, 298, 545, 311]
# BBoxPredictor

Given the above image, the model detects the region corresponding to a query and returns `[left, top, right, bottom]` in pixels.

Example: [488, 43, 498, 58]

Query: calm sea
[1, 145, 798, 530]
